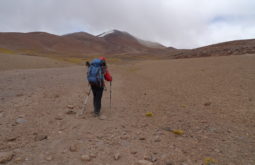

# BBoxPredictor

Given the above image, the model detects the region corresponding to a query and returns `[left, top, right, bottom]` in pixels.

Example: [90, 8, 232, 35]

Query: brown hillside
[0, 32, 103, 57]
[173, 39, 255, 58]
[98, 30, 150, 54]
[62, 32, 108, 54]
[1, 30, 255, 60]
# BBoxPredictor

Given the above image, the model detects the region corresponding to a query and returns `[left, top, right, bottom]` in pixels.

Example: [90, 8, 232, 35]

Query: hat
[99, 57, 106, 61]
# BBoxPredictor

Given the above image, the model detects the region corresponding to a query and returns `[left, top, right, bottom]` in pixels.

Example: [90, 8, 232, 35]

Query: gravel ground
[0, 54, 254, 165]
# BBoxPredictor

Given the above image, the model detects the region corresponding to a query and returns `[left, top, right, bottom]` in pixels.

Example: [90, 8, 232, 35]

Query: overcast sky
[0, 0, 255, 48]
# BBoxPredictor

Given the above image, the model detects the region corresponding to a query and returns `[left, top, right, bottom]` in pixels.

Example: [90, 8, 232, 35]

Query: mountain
[0, 30, 254, 60]
[172, 39, 255, 58]
[0, 30, 169, 58]
[97, 30, 166, 54]
[0, 32, 104, 57]
[62, 32, 108, 54]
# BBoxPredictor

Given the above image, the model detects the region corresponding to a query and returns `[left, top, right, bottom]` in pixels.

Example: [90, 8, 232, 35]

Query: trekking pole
[80, 87, 91, 115]
[110, 82, 112, 110]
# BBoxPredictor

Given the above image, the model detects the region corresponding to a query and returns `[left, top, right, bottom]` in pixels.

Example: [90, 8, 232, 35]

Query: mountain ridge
[0, 30, 254, 60]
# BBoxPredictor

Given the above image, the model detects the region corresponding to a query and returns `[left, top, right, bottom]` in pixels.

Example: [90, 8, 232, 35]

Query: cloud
[0, 0, 255, 48]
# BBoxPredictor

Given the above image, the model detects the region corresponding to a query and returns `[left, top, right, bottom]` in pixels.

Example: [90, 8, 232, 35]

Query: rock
[45, 155, 53, 161]
[144, 154, 157, 162]
[165, 159, 174, 165]
[204, 102, 211, 106]
[144, 154, 151, 161]
[139, 137, 146, 140]
[15, 118, 27, 124]
[67, 105, 74, 109]
[0, 152, 14, 163]
[69, 144, 78, 152]
[66, 110, 76, 115]
[34, 134, 48, 141]
[6, 136, 18, 142]
[81, 155, 91, 161]
[16, 93, 24, 97]
[154, 136, 161, 142]
[131, 151, 137, 154]
[136, 131, 141, 135]
[135, 160, 153, 165]
[214, 148, 221, 153]
[114, 152, 120, 160]
[14, 157, 24, 162]
[89, 153, 97, 158]
[151, 156, 157, 162]
[120, 135, 129, 140]
[0, 113, 3, 118]
[55, 116, 63, 120]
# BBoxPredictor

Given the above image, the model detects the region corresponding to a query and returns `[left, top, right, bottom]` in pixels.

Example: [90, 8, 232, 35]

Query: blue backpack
[87, 59, 104, 86]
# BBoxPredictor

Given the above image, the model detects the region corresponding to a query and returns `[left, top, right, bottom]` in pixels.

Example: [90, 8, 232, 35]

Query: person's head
[99, 57, 107, 66]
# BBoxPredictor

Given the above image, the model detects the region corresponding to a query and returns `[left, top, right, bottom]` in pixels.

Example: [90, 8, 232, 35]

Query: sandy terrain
[0, 54, 255, 165]
[0, 53, 73, 71]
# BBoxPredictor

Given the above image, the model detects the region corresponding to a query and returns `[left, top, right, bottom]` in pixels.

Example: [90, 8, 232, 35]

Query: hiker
[87, 57, 112, 116]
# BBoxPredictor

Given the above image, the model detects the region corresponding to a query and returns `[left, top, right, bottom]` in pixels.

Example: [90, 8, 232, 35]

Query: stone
[67, 105, 74, 109]
[55, 116, 63, 120]
[144, 154, 151, 161]
[34, 134, 48, 141]
[120, 135, 129, 140]
[204, 102, 211, 106]
[45, 155, 53, 161]
[165, 159, 174, 165]
[0, 152, 14, 164]
[89, 153, 97, 158]
[6, 135, 19, 142]
[131, 151, 137, 154]
[139, 137, 146, 140]
[114, 152, 120, 160]
[69, 144, 78, 152]
[14, 157, 24, 162]
[81, 155, 91, 161]
[66, 110, 76, 115]
[16, 118, 27, 124]
[154, 136, 161, 142]
[135, 160, 153, 165]
[151, 156, 157, 162]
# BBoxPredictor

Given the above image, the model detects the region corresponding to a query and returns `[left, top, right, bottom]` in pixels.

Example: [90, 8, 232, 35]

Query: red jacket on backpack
[99, 57, 112, 82]
[104, 69, 112, 82]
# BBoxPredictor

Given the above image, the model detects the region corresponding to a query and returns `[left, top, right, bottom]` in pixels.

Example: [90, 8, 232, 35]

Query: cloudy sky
[0, 0, 255, 48]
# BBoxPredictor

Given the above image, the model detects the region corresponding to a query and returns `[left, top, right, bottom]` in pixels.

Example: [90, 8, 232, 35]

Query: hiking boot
[93, 112, 100, 117]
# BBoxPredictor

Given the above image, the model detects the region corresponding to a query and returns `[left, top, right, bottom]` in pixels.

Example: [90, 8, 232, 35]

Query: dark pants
[91, 85, 104, 114]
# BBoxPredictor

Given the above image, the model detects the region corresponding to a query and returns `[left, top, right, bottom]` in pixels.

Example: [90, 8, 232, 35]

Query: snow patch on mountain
[98, 30, 115, 37]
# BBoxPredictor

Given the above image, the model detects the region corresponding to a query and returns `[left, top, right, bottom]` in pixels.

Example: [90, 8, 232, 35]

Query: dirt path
[0, 55, 255, 165]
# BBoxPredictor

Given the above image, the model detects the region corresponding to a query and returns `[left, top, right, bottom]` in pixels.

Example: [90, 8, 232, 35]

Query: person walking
[87, 57, 112, 116]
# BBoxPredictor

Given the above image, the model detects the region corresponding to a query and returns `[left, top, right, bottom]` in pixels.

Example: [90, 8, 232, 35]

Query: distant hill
[0, 30, 254, 60]
[0, 30, 168, 58]
[172, 39, 255, 58]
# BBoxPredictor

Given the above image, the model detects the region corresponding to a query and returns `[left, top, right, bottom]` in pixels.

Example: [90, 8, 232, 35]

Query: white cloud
[0, 0, 254, 48]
